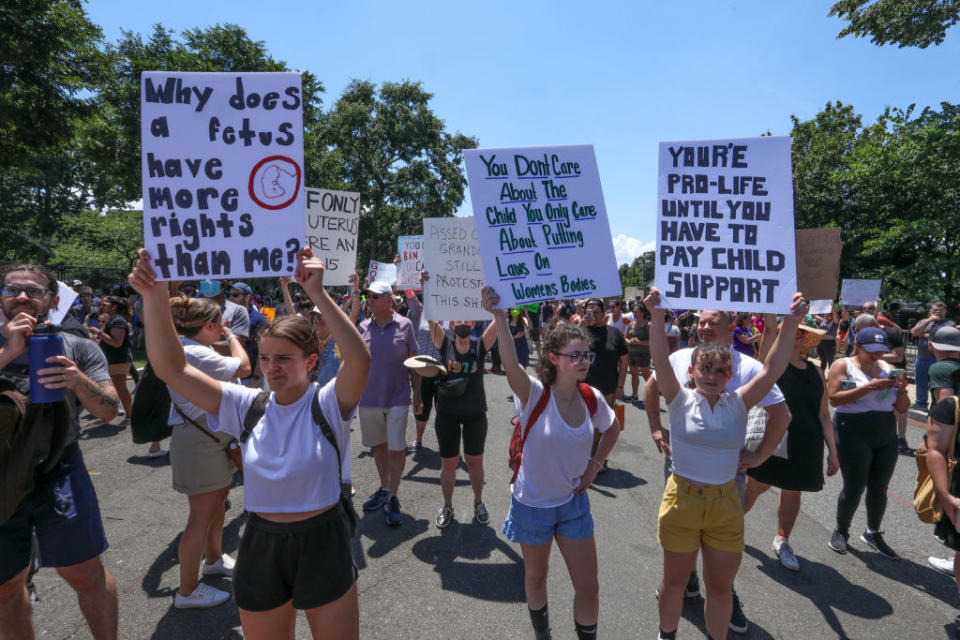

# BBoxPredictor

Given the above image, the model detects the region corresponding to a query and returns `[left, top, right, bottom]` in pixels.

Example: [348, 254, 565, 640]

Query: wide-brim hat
[796, 324, 827, 352]
[404, 355, 447, 378]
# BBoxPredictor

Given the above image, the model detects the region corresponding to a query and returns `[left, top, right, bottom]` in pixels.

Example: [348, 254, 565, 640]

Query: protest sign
[655, 136, 797, 313]
[396, 235, 424, 290]
[367, 261, 397, 286]
[795, 228, 841, 301]
[840, 279, 881, 307]
[809, 299, 834, 315]
[141, 72, 304, 281]
[423, 217, 491, 321]
[624, 286, 643, 300]
[304, 187, 360, 286]
[463, 145, 621, 308]
[261, 307, 276, 322]
[48, 282, 78, 326]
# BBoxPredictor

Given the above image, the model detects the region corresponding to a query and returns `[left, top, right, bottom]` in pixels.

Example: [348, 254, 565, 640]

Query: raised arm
[643, 288, 681, 404]
[481, 318, 498, 351]
[296, 248, 371, 419]
[128, 249, 223, 414]
[740, 294, 807, 409]
[482, 286, 530, 405]
[757, 313, 778, 361]
[280, 276, 296, 316]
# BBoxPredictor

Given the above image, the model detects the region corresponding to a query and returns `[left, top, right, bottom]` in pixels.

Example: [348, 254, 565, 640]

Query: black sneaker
[860, 530, 898, 559]
[436, 505, 454, 529]
[897, 436, 911, 453]
[474, 501, 490, 525]
[729, 590, 748, 633]
[363, 487, 390, 512]
[684, 572, 701, 598]
[828, 528, 848, 554]
[384, 496, 403, 527]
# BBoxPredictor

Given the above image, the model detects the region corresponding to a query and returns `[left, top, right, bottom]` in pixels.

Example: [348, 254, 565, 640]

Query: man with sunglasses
[225, 282, 267, 388]
[0, 263, 121, 640]
[582, 298, 628, 472]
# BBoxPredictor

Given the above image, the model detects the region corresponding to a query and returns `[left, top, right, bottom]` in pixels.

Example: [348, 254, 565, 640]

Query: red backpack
[508, 383, 599, 484]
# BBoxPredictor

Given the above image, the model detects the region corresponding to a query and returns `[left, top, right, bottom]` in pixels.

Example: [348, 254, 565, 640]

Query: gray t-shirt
[221, 300, 250, 339]
[0, 330, 111, 446]
[918, 319, 956, 360]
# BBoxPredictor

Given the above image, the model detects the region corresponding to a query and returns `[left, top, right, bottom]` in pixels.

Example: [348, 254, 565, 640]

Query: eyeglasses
[554, 351, 595, 364]
[1, 285, 50, 300]
[368, 293, 388, 300]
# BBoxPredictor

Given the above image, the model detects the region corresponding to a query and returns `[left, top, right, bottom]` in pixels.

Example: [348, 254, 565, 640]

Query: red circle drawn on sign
[248, 155, 302, 210]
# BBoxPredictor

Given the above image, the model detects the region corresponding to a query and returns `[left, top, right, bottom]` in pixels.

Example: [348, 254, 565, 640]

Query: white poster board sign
[463, 145, 621, 308]
[840, 279, 881, 307]
[49, 282, 78, 326]
[304, 187, 360, 286]
[809, 299, 834, 315]
[423, 217, 491, 321]
[141, 71, 304, 280]
[367, 261, 397, 286]
[655, 136, 796, 313]
[396, 235, 424, 290]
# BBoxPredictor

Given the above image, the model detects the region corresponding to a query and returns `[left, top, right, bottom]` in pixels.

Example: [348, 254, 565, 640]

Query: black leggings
[834, 410, 898, 535]
[816, 340, 836, 371]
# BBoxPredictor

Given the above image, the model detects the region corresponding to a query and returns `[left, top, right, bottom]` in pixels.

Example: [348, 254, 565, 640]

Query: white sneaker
[201, 554, 236, 577]
[928, 555, 955, 576]
[773, 536, 800, 571]
[145, 448, 167, 458]
[174, 583, 230, 609]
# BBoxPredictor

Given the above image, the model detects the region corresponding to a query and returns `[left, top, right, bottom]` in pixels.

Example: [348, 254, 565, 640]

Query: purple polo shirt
[359, 311, 418, 407]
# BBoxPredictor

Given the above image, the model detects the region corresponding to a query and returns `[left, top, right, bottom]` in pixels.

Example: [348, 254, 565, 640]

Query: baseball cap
[229, 282, 253, 295]
[854, 327, 890, 353]
[198, 279, 221, 298]
[366, 281, 393, 296]
[930, 326, 960, 352]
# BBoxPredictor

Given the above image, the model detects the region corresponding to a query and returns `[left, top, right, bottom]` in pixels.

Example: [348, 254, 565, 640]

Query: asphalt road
[29, 366, 960, 639]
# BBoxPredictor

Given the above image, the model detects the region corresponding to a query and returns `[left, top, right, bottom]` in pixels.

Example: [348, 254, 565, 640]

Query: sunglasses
[368, 293, 389, 300]
[1, 285, 50, 300]
[227, 291, 245, 299]
[554, 351, 595, 364]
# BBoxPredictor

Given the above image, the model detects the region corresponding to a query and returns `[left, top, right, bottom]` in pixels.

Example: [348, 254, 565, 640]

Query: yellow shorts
[657, 473, 744, 554]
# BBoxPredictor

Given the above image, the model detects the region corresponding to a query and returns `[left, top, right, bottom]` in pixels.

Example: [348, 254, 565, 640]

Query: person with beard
[0, 263, 121, 640]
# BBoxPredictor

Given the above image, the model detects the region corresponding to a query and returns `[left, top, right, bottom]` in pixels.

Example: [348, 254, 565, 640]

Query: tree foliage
[791, 101, 960, 304]
[830, 0, 960, 47]
[320, 80, 477, 270]
[52, 209, 144, 270]
[618, 251, 656, 290]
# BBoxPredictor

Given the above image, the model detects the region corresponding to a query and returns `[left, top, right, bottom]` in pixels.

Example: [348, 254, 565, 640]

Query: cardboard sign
[423, 217, 491, 321]
[367, 261, 397, 286]
[396, 235, 424, 290]
[840, 279, 881, 307]
[463, 145, 621, 308]
[304, 187, 360, 286]
[795, 228, 841, 301]
[49, 281, 78, 326]
[655, 136, 797, 313]
[140, 72, 304, 281]
[624, 286, 643, 300]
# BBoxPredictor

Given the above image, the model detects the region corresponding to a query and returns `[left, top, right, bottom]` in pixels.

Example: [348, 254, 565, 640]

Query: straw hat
[795, 324, 826, 353]
[403, 355, 447, 378]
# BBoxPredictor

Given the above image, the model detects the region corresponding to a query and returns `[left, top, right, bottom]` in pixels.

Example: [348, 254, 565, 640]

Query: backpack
[508, 383, 599, 485]
[0, 375, 72, 524]
[130, 361, 173, 444]
[241, 388, 358, 538]
[914, 395, 960, 523]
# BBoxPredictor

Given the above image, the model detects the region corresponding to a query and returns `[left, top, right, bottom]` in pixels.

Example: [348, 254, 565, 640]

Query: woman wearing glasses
[483, 287, 619, 640]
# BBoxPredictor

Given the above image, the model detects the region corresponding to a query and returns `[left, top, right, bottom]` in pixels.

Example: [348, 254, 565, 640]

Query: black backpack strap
[311, 387, 343, 481]
[240, 391, 271, 444]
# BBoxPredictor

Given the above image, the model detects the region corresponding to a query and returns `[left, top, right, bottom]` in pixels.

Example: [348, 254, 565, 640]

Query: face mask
[454, 324, 473, 338]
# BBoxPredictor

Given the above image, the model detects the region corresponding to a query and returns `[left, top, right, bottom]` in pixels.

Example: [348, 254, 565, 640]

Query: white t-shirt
[667, 388, 747, 484]
[168, 337, 241, 425]
[608, 315, 630, 334]
[208, 379, 356, 513]
[512, 376, 616, 508]
[653, 346, 785, 408]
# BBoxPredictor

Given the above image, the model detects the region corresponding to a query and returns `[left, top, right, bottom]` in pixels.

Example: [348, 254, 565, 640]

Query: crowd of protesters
[2, 252, 960, 639]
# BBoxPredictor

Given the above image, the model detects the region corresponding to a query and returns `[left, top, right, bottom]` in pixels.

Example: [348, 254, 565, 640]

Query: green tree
[829, 0, 960, 47]
[52, 209, 144, 270]
[320, 80, 477, 270]
[618, 251, 656, 289]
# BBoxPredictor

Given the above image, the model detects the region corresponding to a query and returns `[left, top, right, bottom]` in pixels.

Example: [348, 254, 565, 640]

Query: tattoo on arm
[77, 377, 120, 418]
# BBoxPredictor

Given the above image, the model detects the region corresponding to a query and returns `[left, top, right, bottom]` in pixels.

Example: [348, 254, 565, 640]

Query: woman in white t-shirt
[166, 296, 251, 609]
[130, 247, 370, 640]
[645, 287, 805, 640]
[483, 287, 619, 640]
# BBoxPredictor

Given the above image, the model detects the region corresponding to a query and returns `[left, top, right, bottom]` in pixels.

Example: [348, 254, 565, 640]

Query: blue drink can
[29, 327, 65, 403]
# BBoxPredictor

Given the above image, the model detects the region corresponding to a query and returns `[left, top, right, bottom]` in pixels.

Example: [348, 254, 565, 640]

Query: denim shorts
[502, 492, 593, 545]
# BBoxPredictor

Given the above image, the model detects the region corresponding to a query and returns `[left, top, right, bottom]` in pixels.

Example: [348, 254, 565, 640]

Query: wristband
[588, 458, 603, 470]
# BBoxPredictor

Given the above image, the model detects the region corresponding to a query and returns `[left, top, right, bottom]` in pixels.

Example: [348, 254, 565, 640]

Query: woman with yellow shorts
[644, 288, 807, 640]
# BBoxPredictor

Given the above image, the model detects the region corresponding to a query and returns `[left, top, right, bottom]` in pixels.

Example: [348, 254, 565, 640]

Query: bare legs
[178, 486, 230, 595]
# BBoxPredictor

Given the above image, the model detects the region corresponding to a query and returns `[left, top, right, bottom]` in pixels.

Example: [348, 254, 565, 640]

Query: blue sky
[86, 0, 959, 264]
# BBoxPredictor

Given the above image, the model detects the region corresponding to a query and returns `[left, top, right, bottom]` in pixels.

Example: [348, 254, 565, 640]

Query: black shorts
[628, 351, 651, 368]
[413, 376, 437, 422]
[0, 445, 109, 584]
[234, 508, 357, 611]
[435, 412, 488, 458]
